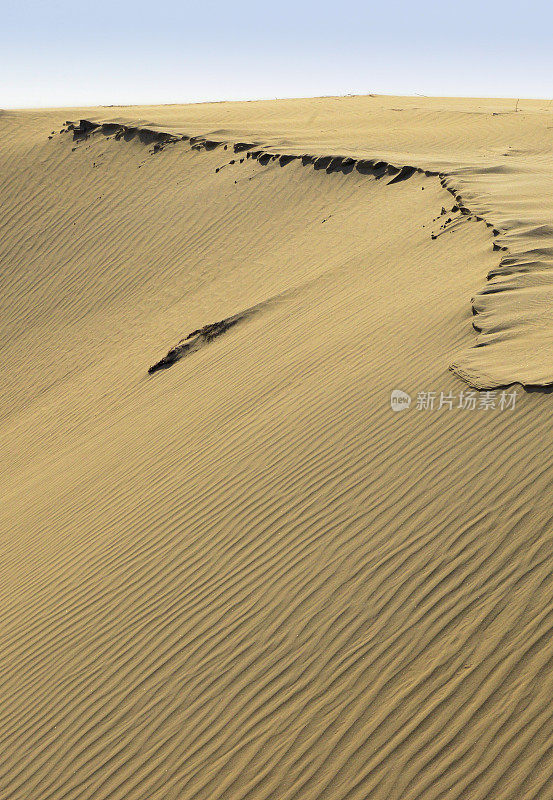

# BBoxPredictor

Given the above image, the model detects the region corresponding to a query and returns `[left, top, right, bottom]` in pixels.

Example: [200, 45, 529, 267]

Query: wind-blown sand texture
[2, 95, 553, 800]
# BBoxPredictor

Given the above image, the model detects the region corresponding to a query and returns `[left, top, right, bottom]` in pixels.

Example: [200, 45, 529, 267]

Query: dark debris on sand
[148, 317, 243, 374]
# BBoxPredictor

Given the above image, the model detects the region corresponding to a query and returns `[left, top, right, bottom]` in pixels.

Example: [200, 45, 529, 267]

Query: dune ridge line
[66, 118, 514, 390]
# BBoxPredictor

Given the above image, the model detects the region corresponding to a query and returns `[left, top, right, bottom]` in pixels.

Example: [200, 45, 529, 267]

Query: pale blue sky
[2, 0, 552, 108]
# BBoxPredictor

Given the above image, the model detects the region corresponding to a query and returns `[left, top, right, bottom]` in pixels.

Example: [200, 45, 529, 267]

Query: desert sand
[2, 95, 553, 799]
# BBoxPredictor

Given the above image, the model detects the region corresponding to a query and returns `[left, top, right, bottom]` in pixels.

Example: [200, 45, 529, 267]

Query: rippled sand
[2, 96, 553, 800]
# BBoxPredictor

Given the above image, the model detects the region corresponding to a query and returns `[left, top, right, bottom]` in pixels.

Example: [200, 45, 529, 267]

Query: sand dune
[68, 95, 553, 388]
[2, 97, 553, 800]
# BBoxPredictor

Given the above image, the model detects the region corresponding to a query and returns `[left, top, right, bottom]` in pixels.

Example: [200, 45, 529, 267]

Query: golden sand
[2, 96, 553, 800]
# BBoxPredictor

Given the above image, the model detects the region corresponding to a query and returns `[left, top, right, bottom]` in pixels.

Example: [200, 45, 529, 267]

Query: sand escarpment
[67, 116, 519, 390]
[68, 116, 441, 184]
[66, 96, 553, 390]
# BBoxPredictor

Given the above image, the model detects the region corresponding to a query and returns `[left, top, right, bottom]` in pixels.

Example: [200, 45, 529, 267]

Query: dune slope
[2, 101, 553, 800]
[72, 94, 553, 388]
